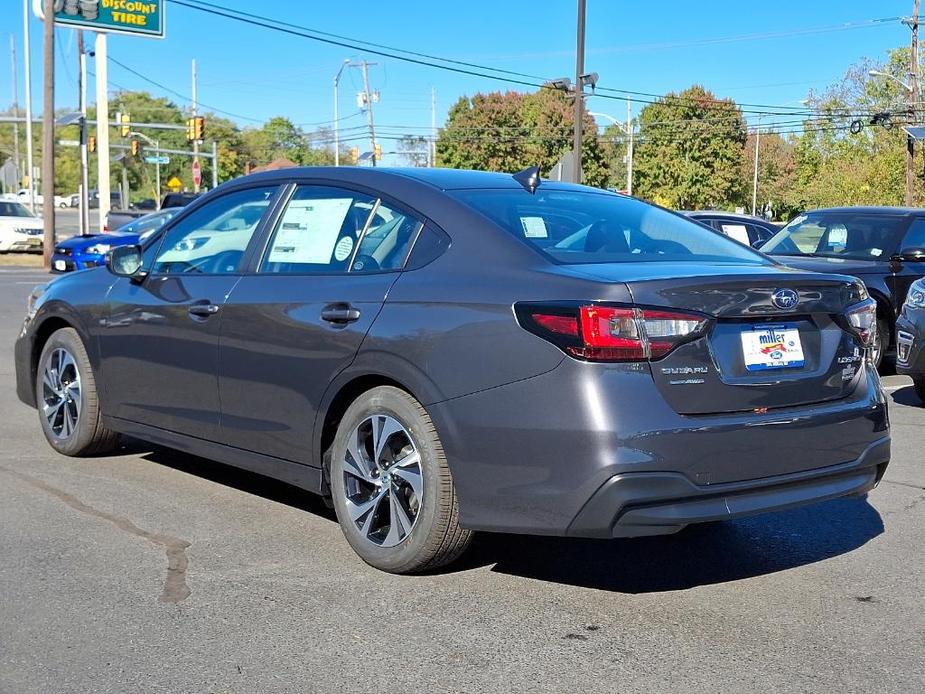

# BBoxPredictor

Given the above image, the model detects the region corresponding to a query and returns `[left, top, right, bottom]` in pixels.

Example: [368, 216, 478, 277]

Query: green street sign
[34, 0, 165, 39]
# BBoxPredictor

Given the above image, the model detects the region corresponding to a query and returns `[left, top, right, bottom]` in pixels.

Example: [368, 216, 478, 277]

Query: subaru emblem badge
[771, 288, 799, 310]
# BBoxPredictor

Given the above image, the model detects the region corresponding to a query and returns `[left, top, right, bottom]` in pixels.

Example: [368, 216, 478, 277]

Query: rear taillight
[844, 299, 877, 346]
[517, 303, 711, 362]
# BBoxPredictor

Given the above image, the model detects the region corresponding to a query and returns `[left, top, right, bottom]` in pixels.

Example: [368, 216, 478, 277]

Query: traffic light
[131, 139, 141, 157]
[88, 135, 97, 153]
[187, 116, 205, 141]
[373, 142, 382, 161]
[349, 147, 359, 163]
[120, 113, 131, 137]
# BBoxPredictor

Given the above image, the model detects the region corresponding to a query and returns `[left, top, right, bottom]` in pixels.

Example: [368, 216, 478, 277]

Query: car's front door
[217, 184, 423, 464]
[99, 185, 281, 439]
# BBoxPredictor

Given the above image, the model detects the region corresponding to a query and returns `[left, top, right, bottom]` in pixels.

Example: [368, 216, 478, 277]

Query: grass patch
[0, 253, 46, 267]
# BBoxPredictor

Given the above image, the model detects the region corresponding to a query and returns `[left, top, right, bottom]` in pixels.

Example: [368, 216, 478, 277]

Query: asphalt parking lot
[0, 267, 923, 693]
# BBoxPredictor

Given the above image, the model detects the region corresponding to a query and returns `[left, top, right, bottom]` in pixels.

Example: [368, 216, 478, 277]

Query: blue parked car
[51, 208, 181, 273]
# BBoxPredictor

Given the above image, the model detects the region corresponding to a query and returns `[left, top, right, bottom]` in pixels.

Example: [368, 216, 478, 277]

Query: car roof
[803, 206, 925, 216]
[239, 166, 594, 193]
[685, 210, 770, 221]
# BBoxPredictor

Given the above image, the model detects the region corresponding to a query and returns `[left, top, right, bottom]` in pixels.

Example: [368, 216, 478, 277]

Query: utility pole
[10, 35, 21, 184]
[95, 34, 110, 232]
[752, 116, 762, 216]
[77, 31, 89, 236]
[212, 140, 218, 189]
[572, 0, 587, 184]
[22, 0, 35, 212]
[333, 59, 351, 166]
[191, 58, 200, 192]
[626, 97, 634, 195]
[907, 0, 920, 207]
[430, 87, 437, 167]
[41, 0, 55, 269]
[360, 60, 378, 166]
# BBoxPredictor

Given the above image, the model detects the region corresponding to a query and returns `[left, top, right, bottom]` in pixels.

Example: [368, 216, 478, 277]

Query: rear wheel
[330, 386, 472, 574]
[35, 327, 120, 456]
[914, 377, 925, 404]
[870, 319, 889, 370]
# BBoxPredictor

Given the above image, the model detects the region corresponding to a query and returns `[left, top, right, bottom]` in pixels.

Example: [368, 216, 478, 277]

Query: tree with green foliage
[633, 85, 747, 209]
[435, 89, 609, 187]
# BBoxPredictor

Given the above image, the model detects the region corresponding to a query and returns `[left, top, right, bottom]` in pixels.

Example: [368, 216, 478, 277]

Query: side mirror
[899, 247, 925, 261]
[751, 239, 767, 250]
[106, 245, 145, 279]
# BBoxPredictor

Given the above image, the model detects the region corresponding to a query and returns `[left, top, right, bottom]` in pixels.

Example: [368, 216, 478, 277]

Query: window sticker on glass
[520, 216, 548, 239]
[268, 198, 353, 264]
[828, 225, 848, 246]
[720, 224, 750, 246]
[871, 248, 883, 257]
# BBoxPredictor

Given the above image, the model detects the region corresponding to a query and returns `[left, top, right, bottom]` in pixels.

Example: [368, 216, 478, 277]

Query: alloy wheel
[42, 348, 81, 439]
[341, 414, 423, 548]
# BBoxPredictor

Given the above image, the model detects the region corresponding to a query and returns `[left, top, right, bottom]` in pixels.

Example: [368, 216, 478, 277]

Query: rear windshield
[452, 189, 768, 265]
[761, 212, 906, 261]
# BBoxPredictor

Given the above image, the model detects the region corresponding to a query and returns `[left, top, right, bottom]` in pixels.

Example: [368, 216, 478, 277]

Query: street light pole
[41, 0, 55, 269]
[333, 59, 351, 166]
[572, 0, 587, 184]
[22, 0, 35, 213]
[752, 116, 761, 216]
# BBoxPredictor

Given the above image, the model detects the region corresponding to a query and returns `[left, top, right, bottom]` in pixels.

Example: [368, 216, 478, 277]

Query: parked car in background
[895, 276, 925, 401]
[761, 207, 925, 368]
[161, 192, 200, 209]
[16, 189, 70, 208]
[104, 208, 147, 231]
[0, 201, 44, 252]
[88, 191, 125, 210]
[15, 167, 888, 574]
[133, 198, 158, 211]
[51, 208, 182, 273]
[684, 211, 780, 247]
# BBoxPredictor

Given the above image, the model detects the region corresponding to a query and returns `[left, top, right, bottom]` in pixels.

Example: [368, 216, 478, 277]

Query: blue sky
[2, 0, 913, 164]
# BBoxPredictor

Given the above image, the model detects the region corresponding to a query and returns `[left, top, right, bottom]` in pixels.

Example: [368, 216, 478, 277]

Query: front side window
[452, 189, 768, 265]
[762, 213, 907, 261]
[900, 218, 925, 252]
[151, 186, 278, 274]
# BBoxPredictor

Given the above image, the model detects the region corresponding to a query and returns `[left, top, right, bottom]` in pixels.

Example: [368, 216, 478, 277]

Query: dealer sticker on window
[741, 324, 805, 371]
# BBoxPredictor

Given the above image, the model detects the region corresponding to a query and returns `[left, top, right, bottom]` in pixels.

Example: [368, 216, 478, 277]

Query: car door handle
[188, 303, 221, 318]
[321, 304, 361, 324]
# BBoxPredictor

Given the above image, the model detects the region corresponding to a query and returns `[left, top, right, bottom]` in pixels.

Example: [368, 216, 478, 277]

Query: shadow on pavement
[456, 497, 883, 593]
[891, 386, 922, 408]
[133, 442, 337, 523]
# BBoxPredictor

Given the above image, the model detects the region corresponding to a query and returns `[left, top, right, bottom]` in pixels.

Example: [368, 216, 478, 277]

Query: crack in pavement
[0, 466, 191, 603]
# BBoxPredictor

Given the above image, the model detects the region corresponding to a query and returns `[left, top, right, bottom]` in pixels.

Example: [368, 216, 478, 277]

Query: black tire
[35, 327, 120, 456]
[329, 386, 472, 574]
[914, 377, 925, 404]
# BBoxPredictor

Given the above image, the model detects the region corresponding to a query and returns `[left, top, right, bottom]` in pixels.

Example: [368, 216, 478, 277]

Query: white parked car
[16, 189, 70, 208]
[0, 201, 43, 252]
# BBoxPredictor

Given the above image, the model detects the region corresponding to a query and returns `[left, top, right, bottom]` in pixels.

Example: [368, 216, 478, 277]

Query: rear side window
[452, 189, 768, 265]
[352, 202, 422, 272]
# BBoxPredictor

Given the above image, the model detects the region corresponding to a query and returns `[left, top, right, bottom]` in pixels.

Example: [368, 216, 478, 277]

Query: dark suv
[761, 207, 925, 367]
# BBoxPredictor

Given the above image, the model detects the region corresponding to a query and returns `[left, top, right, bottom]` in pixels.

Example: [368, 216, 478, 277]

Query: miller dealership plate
[741, 324, 805, 371]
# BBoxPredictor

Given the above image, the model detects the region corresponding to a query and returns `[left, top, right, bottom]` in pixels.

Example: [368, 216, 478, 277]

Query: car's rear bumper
[428, 357, 889, 537]
[567, 437, 888, 538]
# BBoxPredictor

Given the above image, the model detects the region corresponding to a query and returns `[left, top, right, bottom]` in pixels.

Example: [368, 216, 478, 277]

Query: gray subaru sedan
[15, 167, 890, 573]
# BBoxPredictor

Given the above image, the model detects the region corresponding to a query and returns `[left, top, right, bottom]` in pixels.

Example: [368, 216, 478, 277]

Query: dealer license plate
[741, 324, 805, 371]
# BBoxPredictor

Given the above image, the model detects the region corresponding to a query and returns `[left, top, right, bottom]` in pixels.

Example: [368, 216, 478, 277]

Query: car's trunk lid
[571, 262, 868, 415]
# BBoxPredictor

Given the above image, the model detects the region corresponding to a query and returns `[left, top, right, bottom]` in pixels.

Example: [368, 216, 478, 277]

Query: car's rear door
[217, 183, 423, 464]
[100, 185, 281, 440]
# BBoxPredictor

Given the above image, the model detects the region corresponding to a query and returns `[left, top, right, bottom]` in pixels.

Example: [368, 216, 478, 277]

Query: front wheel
[36, 327, 120, 456]
[329, 386, 472, 574]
